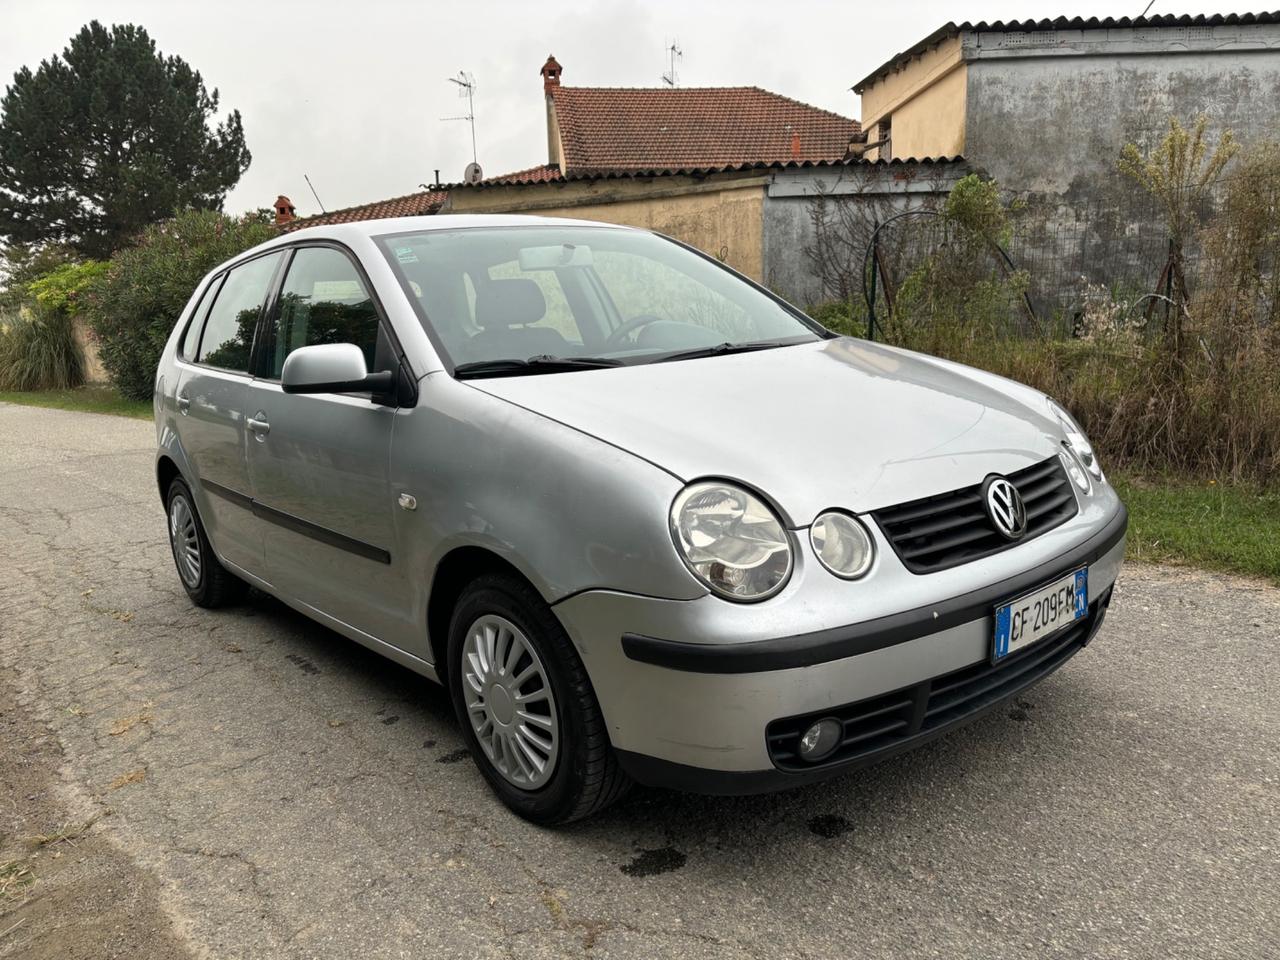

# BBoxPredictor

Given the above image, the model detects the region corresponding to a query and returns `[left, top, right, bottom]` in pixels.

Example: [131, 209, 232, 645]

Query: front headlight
[670, 481, 793, 601]
[1048, 399, 1104, 485]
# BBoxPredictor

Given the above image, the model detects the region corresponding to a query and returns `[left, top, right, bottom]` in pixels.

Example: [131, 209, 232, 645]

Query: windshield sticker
[394, 246, 419, 264]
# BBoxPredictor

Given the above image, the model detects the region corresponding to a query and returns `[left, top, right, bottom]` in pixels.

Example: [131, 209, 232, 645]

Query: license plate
[993, 567, 1088, 662]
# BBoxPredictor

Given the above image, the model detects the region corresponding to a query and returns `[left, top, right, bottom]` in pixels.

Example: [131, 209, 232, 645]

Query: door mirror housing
[281, 343, 395, 396]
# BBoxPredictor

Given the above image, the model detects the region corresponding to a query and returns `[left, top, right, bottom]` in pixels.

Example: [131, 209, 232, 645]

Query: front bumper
[553, 496, 1127, 793]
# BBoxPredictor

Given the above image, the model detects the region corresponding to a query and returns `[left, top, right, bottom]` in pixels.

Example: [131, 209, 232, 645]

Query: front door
[244, 245, 410, 645]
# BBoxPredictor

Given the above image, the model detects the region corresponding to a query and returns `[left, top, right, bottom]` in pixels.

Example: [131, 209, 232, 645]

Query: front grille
[766, 595, 1104, 771]
[872, 456, 1079, 574]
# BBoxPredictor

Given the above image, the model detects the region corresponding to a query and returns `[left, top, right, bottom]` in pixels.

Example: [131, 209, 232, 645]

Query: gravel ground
[1, 402, 1277, 960]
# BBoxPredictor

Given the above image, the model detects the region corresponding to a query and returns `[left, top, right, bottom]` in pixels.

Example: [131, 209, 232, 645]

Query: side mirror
[281, 343, 395, 396]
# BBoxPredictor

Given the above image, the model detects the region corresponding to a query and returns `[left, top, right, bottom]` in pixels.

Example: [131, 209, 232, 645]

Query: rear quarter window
[179, 276, 223, 361]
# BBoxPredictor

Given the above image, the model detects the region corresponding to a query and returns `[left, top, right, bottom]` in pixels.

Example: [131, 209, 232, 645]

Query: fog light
[797, 718, 842, 762]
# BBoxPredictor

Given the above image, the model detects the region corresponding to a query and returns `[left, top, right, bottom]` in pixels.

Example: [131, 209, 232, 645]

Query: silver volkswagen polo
[154, 215, 1126, 823]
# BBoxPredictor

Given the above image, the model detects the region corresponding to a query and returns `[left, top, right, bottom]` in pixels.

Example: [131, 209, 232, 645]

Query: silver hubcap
[169, 495, 201, 588]
[461, 615, 559, 790]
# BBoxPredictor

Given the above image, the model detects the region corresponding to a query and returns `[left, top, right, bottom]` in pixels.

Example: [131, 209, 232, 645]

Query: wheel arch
[156, 454, 182, 504]
[426, 545, 545, 676]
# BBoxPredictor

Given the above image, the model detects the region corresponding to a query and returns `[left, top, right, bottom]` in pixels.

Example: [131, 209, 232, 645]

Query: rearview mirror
[281, 343, 395, 395]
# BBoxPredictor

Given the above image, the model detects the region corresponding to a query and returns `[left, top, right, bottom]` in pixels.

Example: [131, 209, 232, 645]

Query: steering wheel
[602, 314, 666, 348]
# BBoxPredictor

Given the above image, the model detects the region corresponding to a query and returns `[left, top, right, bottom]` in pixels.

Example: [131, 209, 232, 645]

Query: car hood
[468, 338, 1064, 525]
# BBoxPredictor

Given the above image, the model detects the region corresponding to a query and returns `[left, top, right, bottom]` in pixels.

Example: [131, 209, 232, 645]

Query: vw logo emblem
[983, 476, 1027, 540]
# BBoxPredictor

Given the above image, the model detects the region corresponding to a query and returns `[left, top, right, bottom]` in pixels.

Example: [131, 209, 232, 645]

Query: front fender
[392, 373, 706, 605]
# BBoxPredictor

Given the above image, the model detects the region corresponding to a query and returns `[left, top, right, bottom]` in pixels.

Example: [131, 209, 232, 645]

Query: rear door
[173, 251, 284, 578]
[243, 244, 412, 646]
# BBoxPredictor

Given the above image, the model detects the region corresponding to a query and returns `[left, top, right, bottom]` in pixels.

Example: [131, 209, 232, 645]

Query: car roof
[278, 213, 636, 244]
[205, 214, 641, 282]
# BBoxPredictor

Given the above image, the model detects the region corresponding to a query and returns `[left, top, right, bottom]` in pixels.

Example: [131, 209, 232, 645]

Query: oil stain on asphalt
[808, 814, 851, 838]
[285, 654, 320, 675]
[621, 847, 687, 877]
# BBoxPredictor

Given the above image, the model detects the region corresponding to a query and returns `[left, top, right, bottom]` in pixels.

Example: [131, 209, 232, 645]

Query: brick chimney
[274, 195, 296, 226]
[541, 55, 564, 169]
[541, 55, 562, 94]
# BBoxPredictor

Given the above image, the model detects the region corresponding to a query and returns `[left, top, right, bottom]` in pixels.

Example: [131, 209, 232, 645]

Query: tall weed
[0, 305, 85, 390]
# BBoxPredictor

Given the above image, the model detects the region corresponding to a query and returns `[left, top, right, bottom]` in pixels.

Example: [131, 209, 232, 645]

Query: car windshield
[374, 225, 823, 375]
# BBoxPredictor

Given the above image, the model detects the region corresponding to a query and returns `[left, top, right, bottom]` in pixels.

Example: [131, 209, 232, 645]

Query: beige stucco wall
[74, 318, 108, 383]
[859, 34, 967, 161]
[446, 176, 768, 281]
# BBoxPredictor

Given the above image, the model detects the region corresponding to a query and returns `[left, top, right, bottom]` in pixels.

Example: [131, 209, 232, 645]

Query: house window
[879, 115, 892, 159]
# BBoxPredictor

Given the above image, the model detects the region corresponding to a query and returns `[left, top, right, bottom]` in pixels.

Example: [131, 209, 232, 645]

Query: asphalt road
[1, 402, 1277, 960]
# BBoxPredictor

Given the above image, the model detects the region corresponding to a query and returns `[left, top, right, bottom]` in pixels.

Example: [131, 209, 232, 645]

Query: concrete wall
[762, 161, 973, 308]
[445, 175, 768, 281]
[859, 35, 966, 162]
[73, 319, 108, 383]
[962, 23, 1280, 302]
[963, 24, 1280, 200]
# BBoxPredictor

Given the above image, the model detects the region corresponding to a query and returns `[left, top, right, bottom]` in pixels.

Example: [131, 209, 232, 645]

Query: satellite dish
[463, 162, 483, 184]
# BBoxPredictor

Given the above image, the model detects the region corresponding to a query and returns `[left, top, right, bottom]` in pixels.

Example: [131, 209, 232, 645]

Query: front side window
[267, 247, 380, 378]
[197, 252, 283, 372]
[376, 226, 821, 375]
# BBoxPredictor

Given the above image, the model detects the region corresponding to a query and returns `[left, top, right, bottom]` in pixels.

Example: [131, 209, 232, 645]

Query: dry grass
[0, 859, 35, 899]
[30, 816, 99, 848]
[108, 768, 146, 791]
[107, 709, 152, 737]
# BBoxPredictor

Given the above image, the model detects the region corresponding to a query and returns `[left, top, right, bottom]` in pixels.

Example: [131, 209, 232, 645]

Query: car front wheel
[447, 573, 630, 824]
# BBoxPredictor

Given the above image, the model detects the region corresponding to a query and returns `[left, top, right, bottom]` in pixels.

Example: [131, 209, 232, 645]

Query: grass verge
[1112, 473, 1280, 584]
[0, 385, 151, 420]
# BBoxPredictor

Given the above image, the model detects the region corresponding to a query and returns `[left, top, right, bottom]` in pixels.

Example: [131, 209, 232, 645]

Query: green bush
[0, 244, 78, 312]
[806, 298, 867, 338]
[0, 305, 85, 390]
[85, 209, 277, 400]
[27, 260, 108, 315]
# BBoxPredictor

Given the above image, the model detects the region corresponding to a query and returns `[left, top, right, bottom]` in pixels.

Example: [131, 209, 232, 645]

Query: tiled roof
[854, 12, 1280, 92]
[477, 163, 565, 186]
[455, 155, 965, 190]
[282, 188, 448, 231]
[551, 86, 860, 173]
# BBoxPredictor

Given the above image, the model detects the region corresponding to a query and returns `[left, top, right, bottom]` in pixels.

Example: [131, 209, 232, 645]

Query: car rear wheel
[165, 478, 247, 608]
[447, 573, 630, 824]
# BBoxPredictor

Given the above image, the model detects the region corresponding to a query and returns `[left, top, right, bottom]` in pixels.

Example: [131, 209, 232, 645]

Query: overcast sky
[1, 1, 1257, 217]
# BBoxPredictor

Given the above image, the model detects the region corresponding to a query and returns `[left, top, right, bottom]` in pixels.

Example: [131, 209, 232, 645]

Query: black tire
[447, 573, 631, 824]
[165, 477, 247, 609]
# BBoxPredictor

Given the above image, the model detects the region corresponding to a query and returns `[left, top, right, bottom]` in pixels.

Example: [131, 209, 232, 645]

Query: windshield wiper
[453, 355, 624, 379]
[648, 339, 798, 364]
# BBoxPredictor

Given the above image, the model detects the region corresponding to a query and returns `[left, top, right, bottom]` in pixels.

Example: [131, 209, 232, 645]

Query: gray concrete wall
[965, 28, 1280, 198]
[762, 161, 973, 308]
[961, 24, 1280, 303]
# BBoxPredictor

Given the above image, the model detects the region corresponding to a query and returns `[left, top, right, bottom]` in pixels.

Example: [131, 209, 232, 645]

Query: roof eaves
[447, 155, 967, 189]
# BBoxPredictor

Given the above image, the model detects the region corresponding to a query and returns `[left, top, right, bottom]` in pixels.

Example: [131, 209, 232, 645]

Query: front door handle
[247, 415, 270, 440]
[176, 394, 191, 414]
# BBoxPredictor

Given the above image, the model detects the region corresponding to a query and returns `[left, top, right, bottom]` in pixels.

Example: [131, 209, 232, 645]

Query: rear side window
[267, 247, 380, 378]
[196, 252, 283, 371]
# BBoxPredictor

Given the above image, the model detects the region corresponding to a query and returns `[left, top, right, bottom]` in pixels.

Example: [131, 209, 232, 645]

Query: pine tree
[0, 21, 251, 259]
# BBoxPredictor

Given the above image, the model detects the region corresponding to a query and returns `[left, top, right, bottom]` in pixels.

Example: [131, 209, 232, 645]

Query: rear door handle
[176, 394, 190, 414]
[247, 416, 270, 439]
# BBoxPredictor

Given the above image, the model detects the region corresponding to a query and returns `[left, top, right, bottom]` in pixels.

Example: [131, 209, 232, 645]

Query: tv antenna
[662, 40, 682, 87]
[442, 71, 479, 168]
[303, 173, 325, 213]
